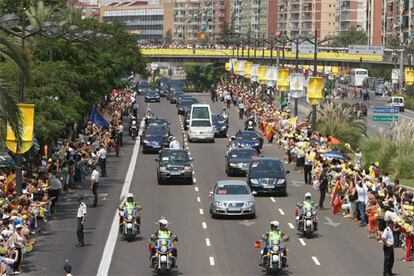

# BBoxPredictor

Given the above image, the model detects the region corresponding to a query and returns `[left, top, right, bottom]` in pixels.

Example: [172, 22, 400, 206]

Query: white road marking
[97, 115, 146, 276]
[278, 208, 285, 216]
[288, 223, 294, 230]
[199, 208, 204, 215]
[205, 238, 211, 247]
[312, 256, 321, 266]
[193, 178, 197, 183]
[270, 197, 276, 202]
[299, 238, 306, 246]
[209, 256, 215, 266]
[202, 222, 207, 229]
[197, 196, 201, 202]
[194, 186, 199, 191]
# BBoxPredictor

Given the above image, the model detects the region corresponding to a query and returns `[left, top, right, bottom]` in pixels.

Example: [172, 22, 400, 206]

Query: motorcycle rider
[169, 136, 181, 149]
[261, 221, 288, 266]
[145, 109, 154, 125]
[129, 116, 138, 137]
[228, 136, 238, 149]
[119, 193, 141, 225]
[150, 219, 178, 260]
[220, 107, 229, 122]
[296, 192, 318, 230]
[245, 115, 256, 130]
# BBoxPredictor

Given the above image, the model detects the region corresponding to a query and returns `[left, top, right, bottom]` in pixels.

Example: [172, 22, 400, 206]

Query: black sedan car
[176, 95, 196, 107]
[141, 124, 169, 153]
[247, 157, 289, 195]
[177, 100, 195, 115]
[170, 91, 184, 104]
[145, 90, 160, 102]
[225, 148, 258, 176]
[156, 149, 193, 185]
[212, 114, 228, 137]
[235, 130, 264, 153]
[158, 87, 169, 97]
[137, 81, 149, 95]
[146, 118, 170, 127]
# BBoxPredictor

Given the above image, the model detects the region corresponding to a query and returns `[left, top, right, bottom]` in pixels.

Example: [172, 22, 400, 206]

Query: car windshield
[191, 120, 211, 127]
[250, 160, 284, 177]
[192, 107, 209, 119]
[180, 101, 193, 107]
[160, 151, 190, 164]
[150, 119, 168, 125]
[212, 114, 225, 123]
[215, 184, 250, 195]
[236, 132, 258, 140]
[139, 82, 149, 89]
[148, 91, 158, 95]
[229, 149, 257, 159]
[146, 127, 164, 136]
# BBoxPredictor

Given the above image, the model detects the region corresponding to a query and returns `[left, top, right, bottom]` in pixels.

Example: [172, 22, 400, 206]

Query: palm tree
[317, 102, 367, 146]
[25, 0, 57, 28]
[0, 34, 29, 145]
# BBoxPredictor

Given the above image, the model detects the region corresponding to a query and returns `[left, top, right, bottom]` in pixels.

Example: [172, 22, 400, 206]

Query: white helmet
[270, 221, 279, 228]
[127, 193, 134, 199]
[158, 219, 168, 226]
[305, 192, 312, 199]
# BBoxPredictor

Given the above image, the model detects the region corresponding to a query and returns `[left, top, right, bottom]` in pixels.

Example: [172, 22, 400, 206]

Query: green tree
[25, 0, 58, 28]
[330, 27, 367, 47]
[164, 29, 173, 45]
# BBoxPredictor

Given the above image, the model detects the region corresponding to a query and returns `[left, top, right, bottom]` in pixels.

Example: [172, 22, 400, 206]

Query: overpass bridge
[141, 48, 398, 68]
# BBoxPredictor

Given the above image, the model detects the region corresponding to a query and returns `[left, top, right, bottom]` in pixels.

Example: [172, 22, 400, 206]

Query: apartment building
[276, 0, 338, 40]
[231, 0, 277, 39]
[173, 0, 230, 42]
[100, 0, 174, 41]
[384, 0, 414, 45]
[69, 0, 100, 18]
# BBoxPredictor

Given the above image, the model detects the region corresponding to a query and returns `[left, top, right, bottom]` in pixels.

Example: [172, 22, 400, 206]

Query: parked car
[156, 149, 193, 185]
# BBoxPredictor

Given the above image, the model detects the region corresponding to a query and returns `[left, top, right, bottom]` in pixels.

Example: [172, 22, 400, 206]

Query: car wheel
[211, 212, 218, 219]
[248, 213, 256, 219]
[158, 178, 164, 185]
[211, 138, 215, 143]
[281, 190, 288, 197]
[187, 135, 192, 143]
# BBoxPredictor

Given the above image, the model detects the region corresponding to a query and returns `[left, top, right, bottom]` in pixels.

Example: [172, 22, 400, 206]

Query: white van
[188, 104, 214, 142]
[391, 96, 405, 112]
[350, 68, 369, 87]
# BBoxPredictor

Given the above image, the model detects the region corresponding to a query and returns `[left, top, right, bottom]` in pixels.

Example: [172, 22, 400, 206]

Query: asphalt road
[24, 94, 414, 275]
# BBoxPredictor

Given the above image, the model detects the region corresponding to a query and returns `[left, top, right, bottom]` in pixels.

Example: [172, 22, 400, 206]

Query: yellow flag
[277, 68, 290, 92]
[288, 117, 297, 126]
[307, 77, 323, 105]
[244, 62, 252, 78]
[225, 62, 231, 71]
[331, 66, 340, 75]
[6, 103, 35, 154]
[258, 66, 267, 84]
[405, 68, 414, 85]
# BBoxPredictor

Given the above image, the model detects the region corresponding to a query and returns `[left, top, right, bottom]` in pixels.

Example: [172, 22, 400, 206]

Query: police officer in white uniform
[76, 196, 87, 247]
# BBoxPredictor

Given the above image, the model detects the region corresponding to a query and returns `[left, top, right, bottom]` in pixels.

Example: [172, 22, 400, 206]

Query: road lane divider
[209, 256, 215, 266]
[299, 238, 306, 246]
[96, 108, 147, 276]
[197, 196, 201, 202]
[205, 238, 211, 247]
[288, 223, 294, 230]
[312, 256, 321, 266]
[270, 197, 276, 202]
[199, 208, 204, 215]
[278, 208, 285, 216]
[202, 222, 207, 229]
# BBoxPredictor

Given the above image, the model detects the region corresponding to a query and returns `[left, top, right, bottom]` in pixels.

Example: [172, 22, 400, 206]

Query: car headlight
[229, 163, 238, 167]
[272, 245, 279, 252]
[254, 142, 259, 146]
[214, 201, 224, 207]
[160, 245, 168, 253]
[127, 214, 133, 220]
[143, 139, 149, 144]
[159, 166, 167, 172]
[184, 165, 192, 170]
[221, 125, 227, 130]
[277, 179, 285, 185]
[245, 201, 254, 207]
[306, 211, 312, 217]
[250, 179, 259, 184]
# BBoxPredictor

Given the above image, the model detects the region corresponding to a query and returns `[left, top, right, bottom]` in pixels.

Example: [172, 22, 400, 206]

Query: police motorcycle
[129, 116, 139, 139]
[118, 207, 140, 241]
[144, 109, 155, 126]
[149, 219, 178, 274]
[244, 116, 256, 131]
[220, 108, 229, 124]
[256, 228, 289, 274]
[295, 192, 318, 238]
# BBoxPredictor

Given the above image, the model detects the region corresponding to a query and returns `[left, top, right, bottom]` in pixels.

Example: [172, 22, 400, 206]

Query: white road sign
[291, 41, 316, 54]
[348, 45, 384, 55]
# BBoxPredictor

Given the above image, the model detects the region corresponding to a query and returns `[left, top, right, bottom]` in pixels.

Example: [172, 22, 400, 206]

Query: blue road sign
[373, 107, 399, 114]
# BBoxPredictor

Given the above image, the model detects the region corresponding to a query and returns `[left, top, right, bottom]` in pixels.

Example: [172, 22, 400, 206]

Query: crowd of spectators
[0, 88, 132, 274]
[215, 79, 414, 263]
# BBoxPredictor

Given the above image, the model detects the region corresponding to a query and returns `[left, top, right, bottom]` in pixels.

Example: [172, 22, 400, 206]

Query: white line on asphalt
[299, 238, 307, 246]
[202, 222, 207, 229]
[205, 238, 211, 247]
[270, 197, 276, 202]
[97, 113, 146, 276]
[278, 208, 285, 215]
[199, 208, 204, 215]
[197, 196, 201, 202]
[209, 256, 215, 266]
[192, 171, 195, 175]
[188, 150, 191, 154]
[194, 186, 199, 191]
[193, 178, 197, 183]
[312, 256, 321, 266]
[288, 223, 294, 229]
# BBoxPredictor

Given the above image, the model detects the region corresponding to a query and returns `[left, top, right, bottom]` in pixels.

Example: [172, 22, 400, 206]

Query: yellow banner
[331, 66, 340, 75]
[405, 68, 414, 85]
[225, 62, 231, 72]
[6, 103, 35, 154]
[317, 66, 324, 73]
[308, 77, 323, 105]
[258, 65, 267, 84]
[234, 60, 239, 74]
[244, 62, 252, 78]
[277, 68, 290, 92]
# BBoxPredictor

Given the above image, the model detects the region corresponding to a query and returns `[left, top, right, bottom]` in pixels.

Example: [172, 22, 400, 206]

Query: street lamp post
[262, 34, 265, 64]
[254, 39, 257, 63]
[287, 35, 306, 117]
[247, 36, 250, 60]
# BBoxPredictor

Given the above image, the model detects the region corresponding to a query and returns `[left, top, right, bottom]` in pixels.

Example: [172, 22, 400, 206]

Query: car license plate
[160, 255, 167, 262]
[228, 208, 241, 212]
[263, 184, 275, 189]
[170, 171, 181, 175]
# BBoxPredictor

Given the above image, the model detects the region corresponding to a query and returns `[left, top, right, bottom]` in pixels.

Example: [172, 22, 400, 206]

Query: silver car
[209, 180, 256, 218]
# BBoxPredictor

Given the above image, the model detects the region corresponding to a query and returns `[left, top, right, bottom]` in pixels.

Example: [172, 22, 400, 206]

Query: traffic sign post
[372, 107, 399, 122]
[291, 41, 316, 54]
[348, 45, 384, 55]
